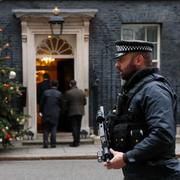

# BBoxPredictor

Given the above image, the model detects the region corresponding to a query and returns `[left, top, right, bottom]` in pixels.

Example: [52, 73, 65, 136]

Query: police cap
[114, 40, 153, 59]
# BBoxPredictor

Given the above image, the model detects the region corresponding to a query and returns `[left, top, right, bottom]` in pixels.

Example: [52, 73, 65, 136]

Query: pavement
[0, 134, 99, 161]
[0, 135, 180, 161]
[0, 143, 99, 161]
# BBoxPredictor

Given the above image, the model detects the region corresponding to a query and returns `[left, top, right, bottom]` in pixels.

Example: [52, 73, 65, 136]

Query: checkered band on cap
[116, 44, 153, 52]
[114, 40, 153, 59]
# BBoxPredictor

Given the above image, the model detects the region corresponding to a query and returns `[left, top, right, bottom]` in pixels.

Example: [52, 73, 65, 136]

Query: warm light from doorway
[40, 57, 55, 65]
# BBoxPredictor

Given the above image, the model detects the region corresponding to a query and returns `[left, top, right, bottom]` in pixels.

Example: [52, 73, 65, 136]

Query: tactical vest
[109, 74, 176, 152]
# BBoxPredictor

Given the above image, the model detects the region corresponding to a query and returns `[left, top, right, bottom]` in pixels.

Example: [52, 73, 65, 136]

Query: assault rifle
[97, 106, 112, 162]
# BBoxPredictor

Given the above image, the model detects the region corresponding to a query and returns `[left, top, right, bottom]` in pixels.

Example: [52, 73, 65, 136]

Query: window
[121, 24, 160, 68]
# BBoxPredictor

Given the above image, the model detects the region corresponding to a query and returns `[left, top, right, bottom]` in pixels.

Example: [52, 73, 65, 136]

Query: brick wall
[0, 0, 180, 124]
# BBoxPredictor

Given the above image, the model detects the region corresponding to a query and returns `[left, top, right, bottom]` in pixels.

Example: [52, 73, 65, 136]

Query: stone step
[36, 132, 73, 139]
[21, 134, 180, 146]
[22, 132, 94, 146]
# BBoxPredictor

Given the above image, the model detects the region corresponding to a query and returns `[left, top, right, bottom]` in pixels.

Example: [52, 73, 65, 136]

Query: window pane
[122, 28, 133, 40]
[152, 43, 157, 60]
[147, 26, 157, 42]
[134, 27, 145, 40]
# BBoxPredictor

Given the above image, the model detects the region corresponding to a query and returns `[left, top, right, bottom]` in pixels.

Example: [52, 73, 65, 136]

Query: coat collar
[123, 68, 159, 92]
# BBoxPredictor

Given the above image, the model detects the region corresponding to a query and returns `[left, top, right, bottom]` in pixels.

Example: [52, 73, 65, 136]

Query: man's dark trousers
[43, 122, 57, 147]
[70, 115, 82, 145]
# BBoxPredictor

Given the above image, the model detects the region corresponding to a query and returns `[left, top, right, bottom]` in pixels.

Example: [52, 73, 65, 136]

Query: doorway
[57, 59, 74, 132]
[36, 58, 74, 133]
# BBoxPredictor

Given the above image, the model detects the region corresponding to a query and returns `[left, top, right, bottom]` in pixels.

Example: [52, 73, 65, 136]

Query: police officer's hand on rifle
[103, 149, 126, 169]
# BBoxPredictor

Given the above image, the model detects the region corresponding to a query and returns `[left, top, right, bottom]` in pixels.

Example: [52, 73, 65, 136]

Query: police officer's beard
[121, 60, 138, 81]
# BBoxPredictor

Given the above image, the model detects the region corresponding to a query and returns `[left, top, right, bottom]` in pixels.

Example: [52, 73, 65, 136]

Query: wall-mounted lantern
[49, 6, 64, 36]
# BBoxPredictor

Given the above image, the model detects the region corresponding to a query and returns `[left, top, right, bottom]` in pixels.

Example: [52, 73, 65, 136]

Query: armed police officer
[104, 40, 180, 179]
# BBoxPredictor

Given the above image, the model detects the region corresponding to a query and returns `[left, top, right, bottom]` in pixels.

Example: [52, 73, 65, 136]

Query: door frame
[13, 9, 98, 137]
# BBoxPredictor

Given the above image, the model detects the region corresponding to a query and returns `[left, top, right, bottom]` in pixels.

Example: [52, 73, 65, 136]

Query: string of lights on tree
[0, 27, 29, 148]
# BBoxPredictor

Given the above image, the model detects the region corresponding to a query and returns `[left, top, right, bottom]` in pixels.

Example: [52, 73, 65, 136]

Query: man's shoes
[69, 143, 79, 147]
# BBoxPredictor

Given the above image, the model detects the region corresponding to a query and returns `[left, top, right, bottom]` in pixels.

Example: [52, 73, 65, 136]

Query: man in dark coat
[104, 40, 180, 179]
[40, 80, 62, 148]
[66, 80, 87, 147]
[37, 73, 51, 105]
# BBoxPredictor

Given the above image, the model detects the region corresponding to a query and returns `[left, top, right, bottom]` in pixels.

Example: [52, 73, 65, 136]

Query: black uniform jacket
[121, 68, 180, 178]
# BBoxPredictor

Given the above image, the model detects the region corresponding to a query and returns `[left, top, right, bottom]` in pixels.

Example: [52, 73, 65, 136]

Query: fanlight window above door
[37, 37, 73, 55]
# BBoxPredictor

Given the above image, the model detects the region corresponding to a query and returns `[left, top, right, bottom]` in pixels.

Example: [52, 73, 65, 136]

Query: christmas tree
[0, 27, 28, 148]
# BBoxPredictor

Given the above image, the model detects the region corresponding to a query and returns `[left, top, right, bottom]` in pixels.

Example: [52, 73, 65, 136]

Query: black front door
[57, 59, 74, 132]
